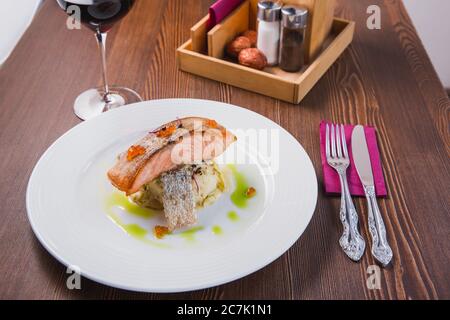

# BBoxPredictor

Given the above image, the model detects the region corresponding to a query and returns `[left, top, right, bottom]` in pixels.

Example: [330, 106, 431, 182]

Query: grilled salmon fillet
[107, 117, 236, 196]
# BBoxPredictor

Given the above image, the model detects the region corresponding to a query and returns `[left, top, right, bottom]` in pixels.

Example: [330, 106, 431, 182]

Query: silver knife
[352, 125, 393, 266]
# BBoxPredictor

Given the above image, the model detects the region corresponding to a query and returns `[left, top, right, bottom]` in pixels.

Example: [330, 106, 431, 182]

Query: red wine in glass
[57, 0, 135, 32]
[57, 0, 142, 120]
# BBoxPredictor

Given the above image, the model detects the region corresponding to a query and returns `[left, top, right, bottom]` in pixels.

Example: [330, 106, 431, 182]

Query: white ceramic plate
[26, 99, 317, 292]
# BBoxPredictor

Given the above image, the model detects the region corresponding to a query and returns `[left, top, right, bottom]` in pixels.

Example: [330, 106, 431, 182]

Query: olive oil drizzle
[106, 192, 155, 219]
[104, 164, 254, 244]
[227, 210, 240, 221]
[228, 164, 251, 208]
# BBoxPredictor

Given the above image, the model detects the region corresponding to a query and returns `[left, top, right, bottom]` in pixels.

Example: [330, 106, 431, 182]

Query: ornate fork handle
[364, 185, 393, 266]
[337, 168, 366, 261]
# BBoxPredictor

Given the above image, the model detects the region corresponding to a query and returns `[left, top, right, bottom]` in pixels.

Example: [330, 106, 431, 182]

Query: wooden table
[0, 0, 448, 300]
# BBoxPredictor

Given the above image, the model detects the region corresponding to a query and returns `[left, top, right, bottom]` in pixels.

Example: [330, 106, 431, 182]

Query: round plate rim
[26, 98, 318, 293]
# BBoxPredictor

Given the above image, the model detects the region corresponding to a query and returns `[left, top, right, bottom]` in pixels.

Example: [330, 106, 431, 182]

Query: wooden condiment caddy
[249, 0, 336, 62]
[177, 0, 354, 104]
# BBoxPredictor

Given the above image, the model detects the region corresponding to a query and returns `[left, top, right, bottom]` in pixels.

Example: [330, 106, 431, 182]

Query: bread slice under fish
[160, 166, 196, 231]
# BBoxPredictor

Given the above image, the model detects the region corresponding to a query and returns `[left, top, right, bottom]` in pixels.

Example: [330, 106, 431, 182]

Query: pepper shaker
[257, 1, 282, 66]
[279, 6, 308, 72]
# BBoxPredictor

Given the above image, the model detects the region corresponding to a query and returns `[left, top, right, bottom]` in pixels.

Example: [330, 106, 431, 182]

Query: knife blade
[351, 125, 374, 186]
[351, 125, 393, 266]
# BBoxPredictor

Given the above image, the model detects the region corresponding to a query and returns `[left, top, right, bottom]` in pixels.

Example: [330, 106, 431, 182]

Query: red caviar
[156, 124, 177, 138]
[206, 119, 218, 128]
[127, 145, 146, 161]
[154, 226, 170, 239]
[245, 187, 256, 198]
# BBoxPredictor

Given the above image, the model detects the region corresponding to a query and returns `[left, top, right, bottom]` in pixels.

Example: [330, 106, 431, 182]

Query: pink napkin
[319, 121, 387, 197]
[207, 0, 245, 30]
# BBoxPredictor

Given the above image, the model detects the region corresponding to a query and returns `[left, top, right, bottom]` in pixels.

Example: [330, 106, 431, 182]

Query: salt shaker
[257, 1, 282, 66]
[279, 6, 308, 72]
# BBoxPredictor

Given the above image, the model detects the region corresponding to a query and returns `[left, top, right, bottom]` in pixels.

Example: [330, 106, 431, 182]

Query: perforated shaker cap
[281, 5, 308, 29]
[257, 1, 282, 22]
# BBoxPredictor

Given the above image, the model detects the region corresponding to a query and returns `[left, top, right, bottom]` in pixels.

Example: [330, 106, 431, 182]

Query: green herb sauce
[106, 192, 155, 219]
[228, 164, 251, 208]
[106, 213, 169, 248]
[227, 210, 240, 221]
[105, 193, 169, 248]
[178, 226, 205, 242]
[212, 225, 223, 235]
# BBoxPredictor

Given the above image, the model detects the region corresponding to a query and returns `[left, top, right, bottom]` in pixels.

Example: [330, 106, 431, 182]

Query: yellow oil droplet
[106, 192, 155, 219]
[227, 211, 240, 222]
[212, 225, 223, 235]
[228, 164, 252, 208]
[178, 226, 204, 242]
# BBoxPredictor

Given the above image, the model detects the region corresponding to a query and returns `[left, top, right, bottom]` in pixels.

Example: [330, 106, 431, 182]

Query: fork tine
[336, 123, 342, 158]
[325, 124, 330, 158]
[340, 124, 349, 158]
[331, 124, 336, 158]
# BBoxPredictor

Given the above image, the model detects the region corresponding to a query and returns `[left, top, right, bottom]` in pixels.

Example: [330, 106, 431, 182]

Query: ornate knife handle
[364, 185, 393, 266]
[337, 170, 366, 261]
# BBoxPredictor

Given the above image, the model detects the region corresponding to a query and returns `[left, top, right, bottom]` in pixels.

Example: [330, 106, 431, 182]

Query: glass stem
[95, 30, 111, 103]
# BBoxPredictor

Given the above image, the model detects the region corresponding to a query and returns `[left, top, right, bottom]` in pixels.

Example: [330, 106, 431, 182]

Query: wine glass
[57, 0, 142, 120]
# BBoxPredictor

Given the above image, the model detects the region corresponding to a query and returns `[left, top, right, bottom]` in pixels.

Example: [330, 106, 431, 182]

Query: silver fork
[326, 124, 366, 261]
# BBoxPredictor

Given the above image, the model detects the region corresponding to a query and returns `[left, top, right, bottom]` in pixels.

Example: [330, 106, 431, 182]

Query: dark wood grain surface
[0, 0, 449, 299]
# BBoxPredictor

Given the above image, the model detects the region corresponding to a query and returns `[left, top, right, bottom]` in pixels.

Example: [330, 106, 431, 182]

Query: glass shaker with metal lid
[278, 5, 309, 72]
[257, 1, 282, 66]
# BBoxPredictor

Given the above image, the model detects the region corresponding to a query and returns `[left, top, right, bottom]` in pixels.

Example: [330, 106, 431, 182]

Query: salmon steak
[107, 117, 236, 231]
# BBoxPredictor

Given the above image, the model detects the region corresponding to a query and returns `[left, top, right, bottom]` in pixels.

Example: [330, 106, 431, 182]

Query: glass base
[74, 86, 143, 121]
